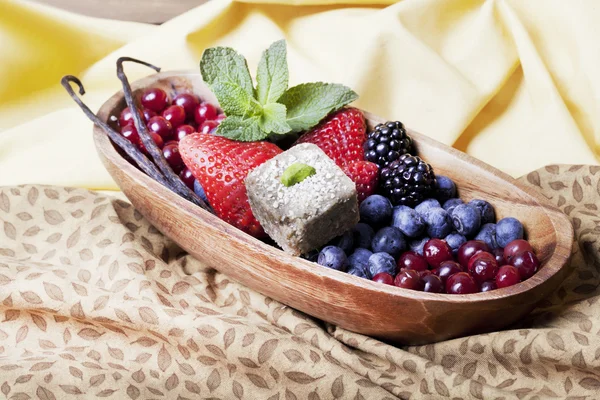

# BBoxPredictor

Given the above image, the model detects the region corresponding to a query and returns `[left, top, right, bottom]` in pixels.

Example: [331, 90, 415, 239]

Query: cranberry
[422, 274, 443, 293]
[423, 239, 453, 268]
[194, 102, 218, 125]
[163, 143, 184, 173]
[119, 107, 155, 127]
[496, 265, 521, 288]
[173, 93, 200, 120]
[446, 272, 479, 294]
[199, 120, 219, 134]
[397, 251, 428, 272]
[503, 239, 534, 263]
[147, 116, 173, 141]
[419, 270, 433, 278]
[394, 270, 424, 290]
[467, 252, 499, 283]
[179, 168, 195, 189]
[162, 105, 186, 128]
[372, 272, 394, 285]
[175, 125, 196, 141]
[139, 132, 164, 154]
[432, 260, 463, 283]
[511, 251, 539, 280]
[141, 88, 169, 112]
[492, 248, 506, 266]
[216, 113, 226, 122]
[457, 240, 490, 268]
[121, 124, 140, 146]
[480, 281, 497, 292]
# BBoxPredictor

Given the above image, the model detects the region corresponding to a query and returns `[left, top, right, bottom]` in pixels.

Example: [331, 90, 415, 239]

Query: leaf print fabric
[0, 164, 598, 399]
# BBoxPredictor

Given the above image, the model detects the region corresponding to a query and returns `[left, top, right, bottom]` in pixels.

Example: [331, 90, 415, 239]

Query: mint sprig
[200, 40, 358, 142]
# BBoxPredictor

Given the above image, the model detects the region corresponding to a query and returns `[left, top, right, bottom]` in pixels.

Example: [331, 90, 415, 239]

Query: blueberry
[348, 248, 373, 270]
[451, 204, 481, 237]
[193, 179, 209, 204]
[435, 175, 457, 203]
[475, 223, 498, 249]
[444, 233, 466, 255]
[496, 217, 524, 247]
[392, 206, 426, 238]
[371, 226, 406, 257]
[443, 198, 463, 215]
[423, 208, 453, 238]
[328, 231, 354, 255]
[415, 199, 442, 217]
[352, 223, 374, 249]
[368, 252, 397, 276]
[317, 246, 348, 271]
[409, 237, 430, 256]
[347, 267, 371, 279]
[469, 199, 495, 224]
[359, 195, 392, 226]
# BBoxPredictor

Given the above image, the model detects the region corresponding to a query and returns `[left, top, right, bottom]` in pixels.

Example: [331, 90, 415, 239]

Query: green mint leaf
[200, 47, 254, 97]
[280, 163, 316, 187]
[256, 40, 289, 105]
[279, 82, 358, 132]
[211, 82, 263, 117]
[215, 115, 265, 142]
[260, 103, 291, 135]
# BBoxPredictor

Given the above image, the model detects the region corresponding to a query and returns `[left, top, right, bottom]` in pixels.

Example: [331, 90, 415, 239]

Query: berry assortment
[62, 41, 544, 297]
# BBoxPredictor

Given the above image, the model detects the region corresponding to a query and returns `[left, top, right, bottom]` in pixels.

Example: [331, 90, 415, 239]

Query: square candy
[245, 143, 359, 255]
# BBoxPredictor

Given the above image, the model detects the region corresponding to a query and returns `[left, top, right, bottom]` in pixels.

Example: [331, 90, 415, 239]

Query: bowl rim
[93, 69, 574, 305]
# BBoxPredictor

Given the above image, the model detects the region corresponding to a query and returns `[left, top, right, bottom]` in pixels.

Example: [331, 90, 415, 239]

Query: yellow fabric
[0, 0, 598, 190]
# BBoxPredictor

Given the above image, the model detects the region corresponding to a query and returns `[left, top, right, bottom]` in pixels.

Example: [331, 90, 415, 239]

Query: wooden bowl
[94, 71, 573, 345]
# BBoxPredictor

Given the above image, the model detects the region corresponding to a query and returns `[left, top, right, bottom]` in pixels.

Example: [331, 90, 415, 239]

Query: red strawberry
[342, 160, 379, 202]
[294, 107, 366, 167]
[179, 133, 282, 237]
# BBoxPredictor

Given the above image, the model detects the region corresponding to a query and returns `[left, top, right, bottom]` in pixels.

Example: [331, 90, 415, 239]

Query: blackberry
[380, 154, 436, 206]
[364, 121, 413, 167]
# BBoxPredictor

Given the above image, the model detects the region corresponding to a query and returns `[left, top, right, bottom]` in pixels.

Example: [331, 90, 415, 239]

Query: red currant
[432, 260, 463, 283]
[119, 107, 155, 127]
[397, 251, 428, 272]
[446, 272, 479, 294]
[194, 102, 218, 125]
[173, 93, 200, 120]
[216, 113, 226, 122]
[141, 88, 169, 112]
[503, 239, 533, 263]
[511, 251, 539, 280]
[175, 125, 196, 141]
[423, 239, 453, 268]
[147, 116, 173, 141]
[139, 132, 164, 154]
[467, 252, 499, 283]
[492, 248, 506, 266]
[179, 168, 195, 189]
[457, 240, 490, 268]
[199, 120, 219, 134]
[372, 272, 394, 285]
[394, 270, 424, 290]
[162, 105, 186, 128]
[422, 274, 443, 293]
[162, 143, 184, 173]
[496, 265, 521, 288]
[480, 281, 497, 292]
[121, 124, 140, 146]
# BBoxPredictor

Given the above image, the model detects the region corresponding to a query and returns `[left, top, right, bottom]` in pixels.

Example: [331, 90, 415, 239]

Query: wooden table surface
[29, 0, 208, 24]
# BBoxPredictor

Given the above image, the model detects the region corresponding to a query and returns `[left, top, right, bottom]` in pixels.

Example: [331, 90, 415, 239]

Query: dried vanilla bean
[115, 57, 209, 210]
[61, 75, 169, 186]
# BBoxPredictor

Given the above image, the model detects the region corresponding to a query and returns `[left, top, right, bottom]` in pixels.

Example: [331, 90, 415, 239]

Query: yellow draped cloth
[1, 0, 598, 189]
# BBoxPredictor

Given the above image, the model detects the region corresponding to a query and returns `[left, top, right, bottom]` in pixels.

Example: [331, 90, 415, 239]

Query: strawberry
[294, 107, 366, 167]
[179, 133, 282, 237]
[342, 160, 379, 202]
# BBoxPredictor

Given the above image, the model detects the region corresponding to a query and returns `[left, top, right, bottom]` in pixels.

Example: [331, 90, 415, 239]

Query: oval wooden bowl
[94, 70, 573, 345]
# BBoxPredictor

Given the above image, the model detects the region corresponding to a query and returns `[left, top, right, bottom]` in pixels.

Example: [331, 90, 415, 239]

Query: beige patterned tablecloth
[0, 165, 598, 399]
